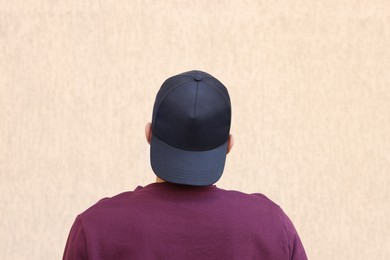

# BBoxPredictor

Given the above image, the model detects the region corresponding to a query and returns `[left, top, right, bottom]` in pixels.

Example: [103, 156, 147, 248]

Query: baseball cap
[150, 70, 231, 186]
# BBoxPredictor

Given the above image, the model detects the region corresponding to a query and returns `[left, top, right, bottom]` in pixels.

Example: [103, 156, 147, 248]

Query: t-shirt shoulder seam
[278, 208, 292, 257]
[75, 215, 90, 259]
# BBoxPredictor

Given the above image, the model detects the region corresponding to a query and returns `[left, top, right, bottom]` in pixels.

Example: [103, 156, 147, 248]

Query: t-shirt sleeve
[63, 216, 88, 260]
[280, 209, 308, 260]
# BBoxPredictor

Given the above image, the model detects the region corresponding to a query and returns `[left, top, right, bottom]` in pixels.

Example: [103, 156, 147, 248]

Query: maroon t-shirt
[63, 182, 308, 259]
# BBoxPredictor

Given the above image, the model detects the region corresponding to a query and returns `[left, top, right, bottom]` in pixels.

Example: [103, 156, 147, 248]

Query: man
[63, 70, 308, 259]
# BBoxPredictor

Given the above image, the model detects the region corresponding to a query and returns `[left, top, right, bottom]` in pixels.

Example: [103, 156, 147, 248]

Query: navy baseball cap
[150, 70, 231, 186]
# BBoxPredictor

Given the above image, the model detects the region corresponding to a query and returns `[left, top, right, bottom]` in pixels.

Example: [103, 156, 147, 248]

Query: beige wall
[1, 1, 389, 259]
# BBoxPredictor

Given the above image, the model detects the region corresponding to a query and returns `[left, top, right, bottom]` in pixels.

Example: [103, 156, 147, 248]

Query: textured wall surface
[1, 1, 389, 259]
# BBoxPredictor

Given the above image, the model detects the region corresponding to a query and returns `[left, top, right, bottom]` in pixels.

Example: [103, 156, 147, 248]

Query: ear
[227, 134, 234, 154]
[145, 122, 152, 145]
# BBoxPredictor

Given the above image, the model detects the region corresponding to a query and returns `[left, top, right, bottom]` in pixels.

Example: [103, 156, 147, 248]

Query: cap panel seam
[154, 81, 194, 112]
[153, 81, 194, 133]
[192, 81, 199, 117]
[200, 81, 232, 114]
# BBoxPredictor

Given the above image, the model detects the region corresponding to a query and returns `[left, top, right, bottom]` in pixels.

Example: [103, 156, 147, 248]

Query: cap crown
[152, 70, 231, 151]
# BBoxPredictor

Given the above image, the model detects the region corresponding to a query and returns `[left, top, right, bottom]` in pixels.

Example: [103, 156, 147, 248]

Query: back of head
[150, 70, 232, 186]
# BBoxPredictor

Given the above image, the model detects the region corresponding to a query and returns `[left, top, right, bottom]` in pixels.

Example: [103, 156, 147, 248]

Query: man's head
[145, 70, 233, 186]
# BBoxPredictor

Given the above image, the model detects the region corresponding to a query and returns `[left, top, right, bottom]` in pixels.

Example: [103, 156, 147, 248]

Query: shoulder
[215, 187, 284, 216]
[77, 190, 135, 219]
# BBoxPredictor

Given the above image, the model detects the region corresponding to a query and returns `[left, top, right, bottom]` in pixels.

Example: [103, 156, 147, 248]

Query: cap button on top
[194, 74, 202, 81]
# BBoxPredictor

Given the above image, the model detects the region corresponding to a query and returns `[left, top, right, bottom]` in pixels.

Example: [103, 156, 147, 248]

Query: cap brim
[150, 134, 228, 186]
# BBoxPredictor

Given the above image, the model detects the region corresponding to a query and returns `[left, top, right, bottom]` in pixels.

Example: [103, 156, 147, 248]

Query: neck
[155, 176, 165, 183]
